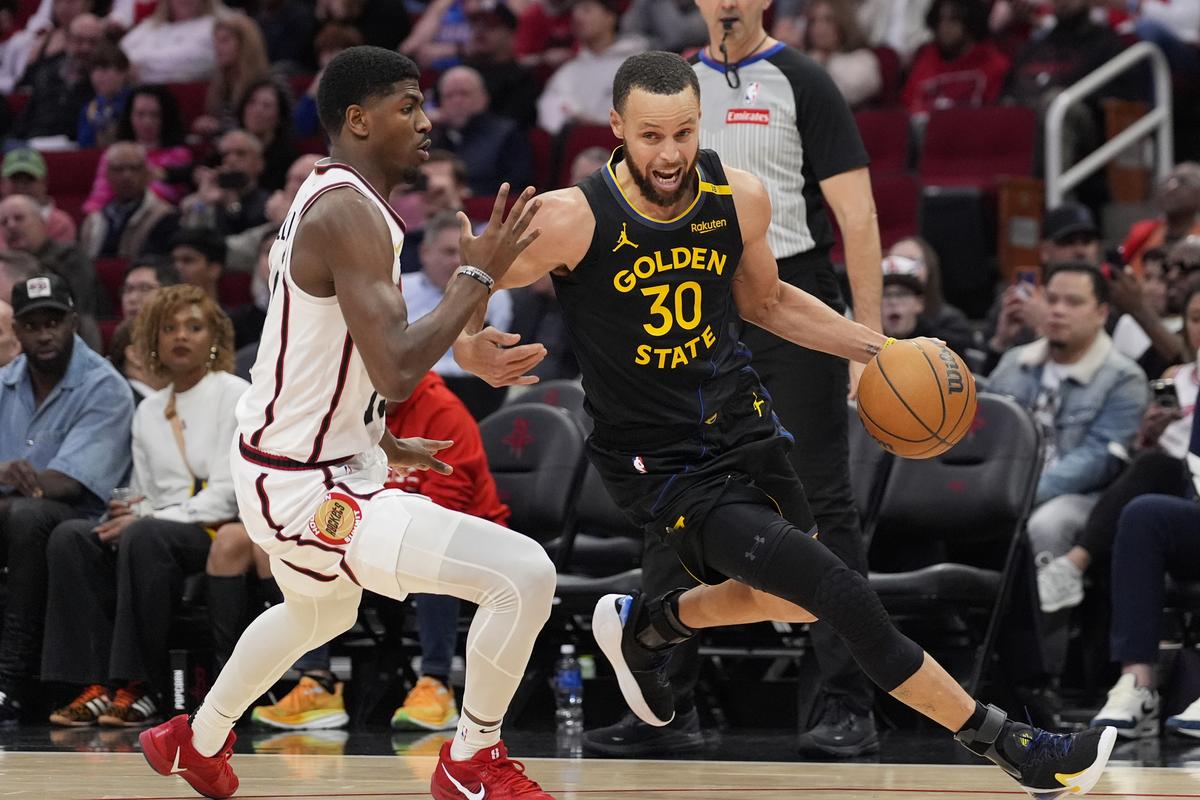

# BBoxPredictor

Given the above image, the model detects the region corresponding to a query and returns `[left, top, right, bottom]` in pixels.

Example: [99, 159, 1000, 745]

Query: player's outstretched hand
[384, 435, 454, 475]
[453, 327, 547, 388]
[458, 183, 542, 285]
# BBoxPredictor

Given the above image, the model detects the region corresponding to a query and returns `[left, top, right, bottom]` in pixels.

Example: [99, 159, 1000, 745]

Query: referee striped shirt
[690, 43, 869, 260]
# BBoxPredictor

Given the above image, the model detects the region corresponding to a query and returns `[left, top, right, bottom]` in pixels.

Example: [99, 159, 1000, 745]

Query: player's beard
[628, 152, 698, 208]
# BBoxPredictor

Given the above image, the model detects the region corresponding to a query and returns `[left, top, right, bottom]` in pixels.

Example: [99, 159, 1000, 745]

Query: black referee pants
[739, 253, 875, 717]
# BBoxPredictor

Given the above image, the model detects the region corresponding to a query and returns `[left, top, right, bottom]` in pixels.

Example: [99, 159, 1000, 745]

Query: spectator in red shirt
[902, 0, 1010, 115]
[1122, 163, 1200, 276]
[515, 0, 575, 72]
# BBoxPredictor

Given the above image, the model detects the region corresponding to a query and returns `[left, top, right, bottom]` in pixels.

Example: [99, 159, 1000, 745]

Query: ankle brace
[635, 589, 696, 651]
[955, 703, 1008, 755]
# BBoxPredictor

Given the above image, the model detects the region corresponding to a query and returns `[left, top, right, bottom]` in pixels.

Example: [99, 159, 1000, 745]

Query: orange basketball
[856, 339, 978, 459]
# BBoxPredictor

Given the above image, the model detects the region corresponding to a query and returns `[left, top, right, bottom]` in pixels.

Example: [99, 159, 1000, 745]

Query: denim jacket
[987, 332, 1148, 505]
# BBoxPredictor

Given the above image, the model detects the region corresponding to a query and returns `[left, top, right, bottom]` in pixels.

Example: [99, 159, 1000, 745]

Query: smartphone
[1150, 378, 1179, 409]
[1014, 268, 1038, 298]
[217, 170, 248, 191]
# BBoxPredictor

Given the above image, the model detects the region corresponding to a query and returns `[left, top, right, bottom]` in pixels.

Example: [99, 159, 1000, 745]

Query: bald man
[79, 142, 180, 260]
[431, 66, 533, 195]
[11, 13, 104, 141]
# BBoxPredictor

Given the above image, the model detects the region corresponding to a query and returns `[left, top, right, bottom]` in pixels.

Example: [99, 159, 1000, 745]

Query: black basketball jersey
[553, 147, 753, 447]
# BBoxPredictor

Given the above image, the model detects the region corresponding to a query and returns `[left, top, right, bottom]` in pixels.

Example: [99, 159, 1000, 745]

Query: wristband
[455, 265, 494, 293]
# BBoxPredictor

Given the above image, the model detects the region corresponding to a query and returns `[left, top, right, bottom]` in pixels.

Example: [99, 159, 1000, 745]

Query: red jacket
[902, 41, 1010, 115]
[385, 372, 511, 528]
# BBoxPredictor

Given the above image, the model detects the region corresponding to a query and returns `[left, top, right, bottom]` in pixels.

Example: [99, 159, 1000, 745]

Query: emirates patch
[725, 108, 770, 125]
[308, 492, 362, 545]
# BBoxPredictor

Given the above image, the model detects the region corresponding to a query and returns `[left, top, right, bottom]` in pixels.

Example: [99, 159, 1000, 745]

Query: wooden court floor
[3, 752, 1200, 800]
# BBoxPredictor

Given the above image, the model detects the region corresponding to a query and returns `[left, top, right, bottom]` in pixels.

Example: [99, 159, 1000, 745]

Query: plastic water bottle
[553, 644, 584, 730]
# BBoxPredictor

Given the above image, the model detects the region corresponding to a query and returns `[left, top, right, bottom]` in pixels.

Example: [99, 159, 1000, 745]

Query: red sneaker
[431, 740, 555, 799]
[139, 714, 239, 799]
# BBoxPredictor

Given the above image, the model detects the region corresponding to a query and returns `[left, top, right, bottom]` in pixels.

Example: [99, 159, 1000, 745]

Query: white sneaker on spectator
[1165, 697, 1200, 738]
[1037, 554, 1084, 613]
[1091, 673, 1159, 739]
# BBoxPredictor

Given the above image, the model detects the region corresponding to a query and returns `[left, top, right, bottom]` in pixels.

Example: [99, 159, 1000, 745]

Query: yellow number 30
[641, 281, 703, 336]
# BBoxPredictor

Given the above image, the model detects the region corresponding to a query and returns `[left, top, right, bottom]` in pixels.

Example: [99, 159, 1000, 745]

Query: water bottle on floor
[553, 644, 584, 730]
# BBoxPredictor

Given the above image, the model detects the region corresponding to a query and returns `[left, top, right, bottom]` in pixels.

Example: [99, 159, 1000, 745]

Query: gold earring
[208, 345, 218, 368]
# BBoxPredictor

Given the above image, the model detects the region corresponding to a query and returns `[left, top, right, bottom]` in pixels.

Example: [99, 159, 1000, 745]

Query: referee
[583, 0, 884, 759]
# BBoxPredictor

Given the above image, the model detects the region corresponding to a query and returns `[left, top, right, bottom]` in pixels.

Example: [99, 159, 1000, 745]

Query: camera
[1150, 378, 1179, 409]
[217, 171, 248, 191]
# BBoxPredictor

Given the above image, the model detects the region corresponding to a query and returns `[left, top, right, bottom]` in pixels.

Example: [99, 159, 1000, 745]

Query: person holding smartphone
[180, 129, 270, 236]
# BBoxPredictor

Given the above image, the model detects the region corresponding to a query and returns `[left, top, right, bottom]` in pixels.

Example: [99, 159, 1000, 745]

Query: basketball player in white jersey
[139, 46, 559, 800]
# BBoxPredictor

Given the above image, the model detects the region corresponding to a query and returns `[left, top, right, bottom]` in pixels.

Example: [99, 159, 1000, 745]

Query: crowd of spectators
[0, 0, 1196, 747]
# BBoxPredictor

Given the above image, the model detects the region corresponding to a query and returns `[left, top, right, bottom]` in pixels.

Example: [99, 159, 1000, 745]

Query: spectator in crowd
[0, 195, 104, 348]
[42, 284, 246, 728]
[621, 0, 707, 53]
[77, 41, 132, 149]
[887, 235, 975, 357]
[462, 4, 538, 128]
[0, 249, 39, 302]
[83, 84, 193, 214]
[854, 0, 932, 62]
[228, 226, 271, 354]
[987, 263, 1148, 674]
[226, 152, 321, 274]
[1122, 163, 1200, 276]
[902, 0, 1010, 115]
[254, 0, 316, 72]
[235, 79, 296, 192]
[313, 0, 411, 51]
[1126, 0, 1200, 81]
[10, 12, 102, 143]
[801, 0, 882, 108]
[292, 21, 363, 138]
[399, 0, 472, 70]
[537, 0, 646, 134]
[192, 12, 270, 140]
[569, 145, 607, 184]
[250, 369, 512, 731]
[1003, 0, 1124, 168]
[106, 318, 166, 401]
[120, 255, 178, 321]
[515, 0, 575, 72]
[0, 148, 78, 245]
[0, 0, 92, 95]
[0, 273, 134, 725]
[120, 0, 222, 84]
[1109, 239, 1196, 380]
[397, 149, 471, 273]
[879, 255, 950, 345]
[181, 129, 270, 236]
[1089, 399, 1200, 739]
[1037, 277, 1200, 616]
[509, 274, 578, 380]
[431, 66, 533, 196]
[169, 227, 225, 304]
[408, 210, 513, 418]
[984, 202, 1103, 372]
[0, 299, 18, 366]
[79, 142, 180, 261]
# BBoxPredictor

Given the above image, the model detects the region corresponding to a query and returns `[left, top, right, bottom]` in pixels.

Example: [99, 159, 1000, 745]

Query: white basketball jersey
[236, 159, 405, 464]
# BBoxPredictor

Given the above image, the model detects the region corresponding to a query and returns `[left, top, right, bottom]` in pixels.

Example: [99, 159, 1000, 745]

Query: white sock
[191, 702, 238, 757]
[450, 710, 501, 761]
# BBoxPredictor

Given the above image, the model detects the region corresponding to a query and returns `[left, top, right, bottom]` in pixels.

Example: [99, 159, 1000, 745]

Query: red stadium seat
[7, 90, 30, 119]
[556, 124, 619, 188]
[919, 106, 1037, 189]
[43, 149, 103, 223]
[294, 134, 328, 156]
[830, 172, 921, 262]
[462, 192, 522, 224]
[288, 74, 314, 98]
[854, 109, 910, 174]
[871, 46, 903, 108]
[219, 271, 252, 309]
[94, 257, 129, 314]
[167, 82, 209, 128]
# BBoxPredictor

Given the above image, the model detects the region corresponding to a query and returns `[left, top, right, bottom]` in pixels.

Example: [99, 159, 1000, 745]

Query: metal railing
[1045, 41, 1173, 207]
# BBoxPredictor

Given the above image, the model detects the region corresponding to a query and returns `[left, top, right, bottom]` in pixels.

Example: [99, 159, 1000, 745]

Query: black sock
[422, 673, 450, 687]
[302, 671, 338, 695]
[956, 702, 1011, 757]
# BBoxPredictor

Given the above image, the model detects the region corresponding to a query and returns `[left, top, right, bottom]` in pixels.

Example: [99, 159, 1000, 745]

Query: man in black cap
[0, 274, 133, 725]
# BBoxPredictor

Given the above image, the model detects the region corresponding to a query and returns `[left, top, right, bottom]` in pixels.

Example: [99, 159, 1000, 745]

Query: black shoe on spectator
[0, 687, 21, 727]
[582, 708, 704, 756]
[797, 695, 879, 757]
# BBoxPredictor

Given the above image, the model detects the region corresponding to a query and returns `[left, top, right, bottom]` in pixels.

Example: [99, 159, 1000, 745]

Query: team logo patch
[308, 492, 362, 545]
[742, 81, 761, 105]
[725, 108, 770, 125]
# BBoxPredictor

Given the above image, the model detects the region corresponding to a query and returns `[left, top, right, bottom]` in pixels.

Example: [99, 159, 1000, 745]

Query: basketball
[856, 339, 978, 459]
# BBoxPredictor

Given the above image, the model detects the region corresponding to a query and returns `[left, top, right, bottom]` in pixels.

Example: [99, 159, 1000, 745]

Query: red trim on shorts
[255, 473, 345, 555]
[282, 559, 338, 582]
[333, 481, 389, 501]
[250, 281, 291, 447]
[313, 159, 408, 232]
[240, 437, 351, 471]
[340, 561, 361, 586]
[307, 333, 354, 463]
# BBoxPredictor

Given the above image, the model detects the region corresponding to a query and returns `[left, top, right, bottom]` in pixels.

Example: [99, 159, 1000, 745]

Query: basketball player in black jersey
[457, 51, 1115, 799]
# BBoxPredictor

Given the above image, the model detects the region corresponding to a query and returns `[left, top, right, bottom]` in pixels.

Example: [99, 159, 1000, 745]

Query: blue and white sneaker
[592, 593, 675, 727]
[1166, 697, 1200, 738]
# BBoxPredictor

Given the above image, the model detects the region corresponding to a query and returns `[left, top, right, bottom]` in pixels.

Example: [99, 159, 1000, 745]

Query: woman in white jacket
[41, 284, 248, 729]
[120, 0, 226, 84]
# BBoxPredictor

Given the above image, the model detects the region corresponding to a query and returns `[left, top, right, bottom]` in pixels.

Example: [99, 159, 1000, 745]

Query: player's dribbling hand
[454, 327, 547, 388]
[458, 183, 542, 285]
[385, 435, 454, 475]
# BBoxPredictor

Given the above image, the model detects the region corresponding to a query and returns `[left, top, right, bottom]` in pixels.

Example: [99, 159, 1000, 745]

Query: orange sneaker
[98, 683, 159, 728]
[50, 684, 111, 727]
[391, 676, 459, 731]
[251, 675, 349, 730]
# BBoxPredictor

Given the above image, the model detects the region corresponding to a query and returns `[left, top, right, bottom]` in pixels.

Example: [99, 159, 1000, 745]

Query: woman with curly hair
[192, 13, 270, 139]
[40, 284, 249, 729]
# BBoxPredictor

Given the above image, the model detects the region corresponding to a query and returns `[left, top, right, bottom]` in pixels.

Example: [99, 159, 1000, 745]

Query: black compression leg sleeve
[700, 501, 925, 692]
